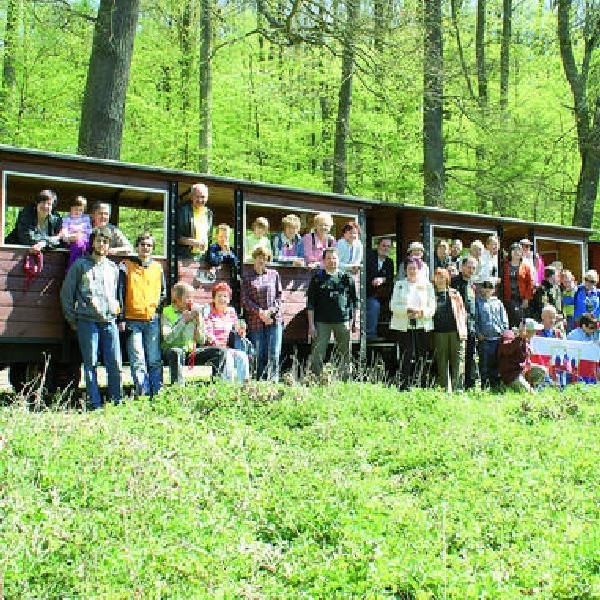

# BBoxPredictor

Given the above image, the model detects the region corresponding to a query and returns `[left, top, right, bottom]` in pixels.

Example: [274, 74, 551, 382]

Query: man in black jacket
[177, 183, 214, 259]
[451, 256, 478, 390]
[365, 237, 394, 340]
[307, 248, 357, 378]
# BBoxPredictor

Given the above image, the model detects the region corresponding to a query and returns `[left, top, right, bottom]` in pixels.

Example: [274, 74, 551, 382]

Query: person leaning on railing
[6, 189, 62, 253]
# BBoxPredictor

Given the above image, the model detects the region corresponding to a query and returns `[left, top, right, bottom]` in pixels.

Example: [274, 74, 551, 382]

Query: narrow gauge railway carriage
[0, 145, 594, 392]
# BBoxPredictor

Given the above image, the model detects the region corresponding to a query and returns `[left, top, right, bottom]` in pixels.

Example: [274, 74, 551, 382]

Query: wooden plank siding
[0, 248, 67, 341]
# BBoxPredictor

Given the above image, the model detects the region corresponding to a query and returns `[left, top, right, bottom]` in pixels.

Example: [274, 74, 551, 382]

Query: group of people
[367, 234, 600, 392]
[8, 185, 600, 407]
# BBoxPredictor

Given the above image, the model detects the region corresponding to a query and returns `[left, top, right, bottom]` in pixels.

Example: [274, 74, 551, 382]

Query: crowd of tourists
[8, 186, 600, 408]
[369, 234, 600, 393]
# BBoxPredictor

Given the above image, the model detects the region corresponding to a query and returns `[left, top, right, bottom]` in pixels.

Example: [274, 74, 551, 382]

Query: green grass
[1, 381, 600, 599]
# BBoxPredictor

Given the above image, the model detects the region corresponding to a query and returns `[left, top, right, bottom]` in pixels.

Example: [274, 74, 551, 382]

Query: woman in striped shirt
[205, 282, 250, 382]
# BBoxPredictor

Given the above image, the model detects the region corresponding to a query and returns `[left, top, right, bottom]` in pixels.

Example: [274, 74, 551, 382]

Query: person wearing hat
[502, 242, 535, 328]
[567, 313, 599, 342]
[398, 241, 429, 283]
[497, 321, 547, 393]
[519, 238, 545, 285]
[475, 278, 509, 389]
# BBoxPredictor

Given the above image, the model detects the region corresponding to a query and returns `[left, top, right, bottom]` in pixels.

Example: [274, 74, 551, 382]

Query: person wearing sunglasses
[567, 312, 599, 342]
[574, 269, 600, 322]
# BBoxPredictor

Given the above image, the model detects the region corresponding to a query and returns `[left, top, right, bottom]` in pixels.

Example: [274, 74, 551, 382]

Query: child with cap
[475, 278, 509, 389]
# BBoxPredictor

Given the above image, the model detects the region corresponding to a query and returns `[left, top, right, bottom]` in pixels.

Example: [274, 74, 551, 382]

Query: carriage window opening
[3, 173, 168, 257]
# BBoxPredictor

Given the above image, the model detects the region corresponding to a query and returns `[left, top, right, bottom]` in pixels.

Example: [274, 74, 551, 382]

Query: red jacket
[503, 259, 535, 303]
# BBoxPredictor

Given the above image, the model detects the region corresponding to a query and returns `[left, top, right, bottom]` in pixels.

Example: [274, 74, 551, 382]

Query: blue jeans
[127, 317, 163, 397]
[77, 319, 122, 408]
[248, 324, 283, 381]
[366, 296, 380, 338]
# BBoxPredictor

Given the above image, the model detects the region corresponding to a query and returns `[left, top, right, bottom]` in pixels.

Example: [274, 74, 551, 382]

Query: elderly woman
[303, 212, 336, 267]
[272, 213, 304, 263]
[432, 268, 467, 392]
[390, 257, 436, 388]
[6, 189, 62, 252]
[574, 269, 600, 321]
[336, 221, 363, 273]
[204, 282, 250, 382]
[241, 246, 283, 380]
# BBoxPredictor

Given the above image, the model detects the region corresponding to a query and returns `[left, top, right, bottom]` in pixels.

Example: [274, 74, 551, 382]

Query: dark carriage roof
[0, 144, 595, 236]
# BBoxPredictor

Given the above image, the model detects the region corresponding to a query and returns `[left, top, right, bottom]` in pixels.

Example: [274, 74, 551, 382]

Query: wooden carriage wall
[0, 144, 594, 371]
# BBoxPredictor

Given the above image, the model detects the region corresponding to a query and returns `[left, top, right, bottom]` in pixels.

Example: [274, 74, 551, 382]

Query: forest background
[0, 0, 598, 234]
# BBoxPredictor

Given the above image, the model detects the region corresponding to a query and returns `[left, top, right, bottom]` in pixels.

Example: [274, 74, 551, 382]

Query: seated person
[227, 318, 256, 374]
[561, 270, 577, 332]
[336, 221, 363, 273]
[479, 235, 500, 281]
[272, 213, 304, 264]
[161, 282, 226, 385]
[537, 305, 565, 338]
[397, 241, 429, 282]
[90, 201, 133, 255]
[468, 240, 484, 284]
[498, 320, 547, 393]
[6, 189, 62, 252]
[434, 240, 450, 270]
[567, 312, 599, 342]
[204, 282, 251, 382]
[60, 195, 92, 269]
[303, 212, 336, 267]
[244, 217, 271, 262]
[206, 223, 239, 268]
[177, 183, 213, 259]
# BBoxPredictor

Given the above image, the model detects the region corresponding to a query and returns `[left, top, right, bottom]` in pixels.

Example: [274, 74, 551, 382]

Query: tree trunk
[199, 0, 212, 173]
[78, 0, 141, 159]
[423, 0, 444, 206]
[500, 0, 511, 111]
[475, 0, 487, 212]
[573, 97, 600, 227]
[178, 3, 194, 168]
[557, 0, 600, 229]
[333, 0, 359, 194]
[0, 0, 19, 136]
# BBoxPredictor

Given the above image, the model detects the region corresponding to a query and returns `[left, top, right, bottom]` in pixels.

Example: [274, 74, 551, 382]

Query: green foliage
[0, 0, 597, 230]
[2, 382, 600, 597]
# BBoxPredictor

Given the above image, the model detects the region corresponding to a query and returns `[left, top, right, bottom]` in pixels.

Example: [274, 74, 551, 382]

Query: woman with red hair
[205, 282, 250, 382]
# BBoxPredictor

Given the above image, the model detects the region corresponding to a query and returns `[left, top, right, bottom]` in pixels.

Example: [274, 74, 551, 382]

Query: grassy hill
[1, 381, 600, 598]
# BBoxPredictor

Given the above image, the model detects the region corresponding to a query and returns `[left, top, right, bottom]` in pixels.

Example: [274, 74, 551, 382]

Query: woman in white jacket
[390, 257, 436, 388]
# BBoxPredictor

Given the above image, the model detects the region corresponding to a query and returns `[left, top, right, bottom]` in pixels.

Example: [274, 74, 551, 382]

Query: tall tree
[557, 0, 600, 228]
[199, 0, 212, 172]
[0, 0, 19, 137]
[333, 0, 359, 194]
[423, 0, 444, 206]
[499, 0, 511, 111]
[78, 0, 141, 159]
